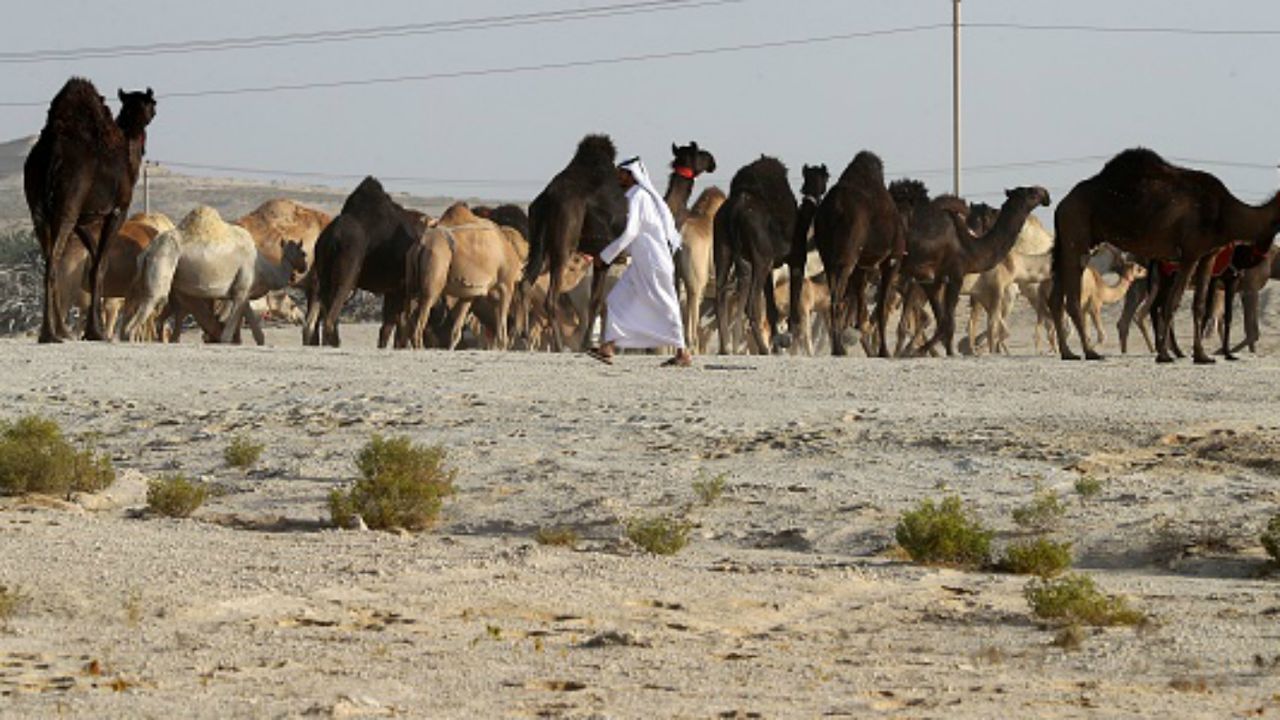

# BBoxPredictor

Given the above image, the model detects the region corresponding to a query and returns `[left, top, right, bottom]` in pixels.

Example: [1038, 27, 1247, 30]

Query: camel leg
[379, 293, 404, 349]
[494, 284, 513, 351]
[713, 235, 735, 355]
[1049, 249, 1096, 360]
[447, 299, 475, 351]
[1220, 271, 1239, 361]
[1188, 258, 1216, 365]
[302, 272, 322, 346]
[82, 213, 123, 341]
[38, 217, 80, 343]
[1116, 280, 1147, 354]
[1234, 287, 1260, 354]
[743, 258, 771, 356]
[916, 282, 947, 356]
[321, 264, 360, 348]
[825, 266, 853, 357]
[218, 287, 251, 345]
[1090, 302, 1106, 347]
[872, 261, 898, 358]
[582, 265, 609, 352]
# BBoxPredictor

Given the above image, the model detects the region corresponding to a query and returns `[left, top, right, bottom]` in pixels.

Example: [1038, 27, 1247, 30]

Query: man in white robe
[588, 157, 692, 367]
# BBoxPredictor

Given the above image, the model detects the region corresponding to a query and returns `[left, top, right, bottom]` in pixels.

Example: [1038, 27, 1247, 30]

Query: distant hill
[0, 135, 510, 233]
[0, 136, 35, 179]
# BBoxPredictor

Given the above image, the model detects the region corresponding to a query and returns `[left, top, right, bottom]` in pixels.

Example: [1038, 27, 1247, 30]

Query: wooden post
[952, 0, 962, 196]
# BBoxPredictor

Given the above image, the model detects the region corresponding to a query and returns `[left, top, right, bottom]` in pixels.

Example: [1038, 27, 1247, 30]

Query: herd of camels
[22, 78, 1280, 363]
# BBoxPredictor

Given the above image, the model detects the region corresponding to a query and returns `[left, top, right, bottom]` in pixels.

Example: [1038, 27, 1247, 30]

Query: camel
[1049, 148, 1280, 363]
[122, 206, 306, 345]
[1032, 261, 1147, 351]
[1225, 247, 1280, 354]
[963, 216, 1055, 354]
[304, 176, 421, 348]
[713, 156, 798, 355]
[403, 203, 525, 350]
[236, 199, 331, 324]
[24, 78, 156, 342]
[676, 187, 726, 353]
[811, 154, 901, 357]
[91, 212, 174, 337]
[783, 165, 832, 355]
[897, 184, 1051, 356]
[524, 135, 628, 352]
[773, 273, 831, 356]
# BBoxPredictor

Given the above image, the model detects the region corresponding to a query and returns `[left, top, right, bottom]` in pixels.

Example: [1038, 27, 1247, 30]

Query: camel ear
[821, 165, 828, 174]
[707, 156, 716, 172]
[672, 143, 679, 156]
[146, 87, 154, 99]
[117, 88, 126, 102]
[1005, 188, 1014, 198]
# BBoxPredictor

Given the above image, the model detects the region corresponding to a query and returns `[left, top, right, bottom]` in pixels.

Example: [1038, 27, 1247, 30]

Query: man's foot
[586, 347, 614, 365]
[660, 350, 692, 368]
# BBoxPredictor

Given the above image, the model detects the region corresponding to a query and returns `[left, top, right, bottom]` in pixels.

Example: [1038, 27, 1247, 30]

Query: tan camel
[58, 213, 175, 338]
[676, 187, 726, 353]
[403, 203, 524, 350]
[123, 206, 306, 344]
[772, 273, 830, 356]
[1034, 261, 1146, 351]
[963, 215, 1055, 354]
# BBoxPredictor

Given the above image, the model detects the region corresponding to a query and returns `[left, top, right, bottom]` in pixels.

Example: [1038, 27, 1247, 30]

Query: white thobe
[599, 186, 686, 349]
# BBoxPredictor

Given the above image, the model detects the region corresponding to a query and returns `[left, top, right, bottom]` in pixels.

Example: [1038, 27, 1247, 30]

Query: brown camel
[524, 135, 628, 351]
[24, 78, 156, 342]
[304, 176, 420, 348]
[665, 142, 717, 226]
[714, 156, 798, 355]
[811, 152, 901, 357]
[403, 203, 525, 350]
[898, 183, 1051, 356]
[1049, 148, 1280, 363]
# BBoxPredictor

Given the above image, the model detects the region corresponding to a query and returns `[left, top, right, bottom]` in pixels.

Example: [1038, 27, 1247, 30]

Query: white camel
[122, 206, 306, 344]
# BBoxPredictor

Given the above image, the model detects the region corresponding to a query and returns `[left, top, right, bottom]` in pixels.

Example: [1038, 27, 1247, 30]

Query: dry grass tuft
[329, 435, 456, 532]
[1025, 573, 1145, 627]
[146, 474, 208, 518]
[1000, 538, 1073, 578]
[535, 526, 580, 548]
[894, 496, 992, 569]
[626, 515, 692, 556]
[223, 434, 264, 471]
[0, 415, 115, 498]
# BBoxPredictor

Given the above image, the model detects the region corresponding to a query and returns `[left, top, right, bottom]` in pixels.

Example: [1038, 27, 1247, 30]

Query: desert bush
[1052, 623, 1085, 651]
[894, 496, 992, 568]
[534, 526, 579, 548]
[146, 474, 208, 518]
[626, 515, 692, 556]
[1073, 476, 1103, 501]
[1261, 514, 1280, 563]
[1012, 489, 1067, 532]
[1024, 573, 1145, 626]
[328, 435, 456, 531]
[0, 415, 115, 497]
[1000, 538, 1073, 577]
[692, 472, 728, 506]
[0, 584, 27, 626]
[223, 434, 264, 471]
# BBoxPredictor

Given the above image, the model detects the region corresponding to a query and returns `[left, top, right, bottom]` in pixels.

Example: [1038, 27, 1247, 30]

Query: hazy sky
[4, 0, 1280, 211]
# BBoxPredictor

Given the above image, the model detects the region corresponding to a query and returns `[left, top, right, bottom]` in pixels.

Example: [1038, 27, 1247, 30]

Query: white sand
[1, 320, 1279, 718]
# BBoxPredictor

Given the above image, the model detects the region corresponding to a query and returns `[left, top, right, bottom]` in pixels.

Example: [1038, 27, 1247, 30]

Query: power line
[967, 21, 1280, 37]
[155, 160, 543, 187]
[0, 24, 950, 108]
[0, 0, 742, 64]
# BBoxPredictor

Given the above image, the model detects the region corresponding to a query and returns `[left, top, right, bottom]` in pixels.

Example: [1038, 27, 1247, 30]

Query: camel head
[671, 141, 717, 178]
[801, 165, 830, 201]
[281, 239, 308, 282]
[1003, 186, 1052, 213]
[1121, 261, 1148, 282]
[116, 87, 157, 133]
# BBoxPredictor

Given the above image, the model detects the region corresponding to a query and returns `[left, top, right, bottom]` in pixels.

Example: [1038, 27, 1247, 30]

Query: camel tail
[523, 195, 548, 286]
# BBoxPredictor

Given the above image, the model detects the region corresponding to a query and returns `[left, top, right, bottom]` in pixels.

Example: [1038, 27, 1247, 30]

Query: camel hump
[691, 186, 727, 215]
[439, 202, 483, 227]
[128, 212, 176, 233]
[178, 206, 245, 245]
[1012, 215, 1054, 256]
[45, 77, 119, 148]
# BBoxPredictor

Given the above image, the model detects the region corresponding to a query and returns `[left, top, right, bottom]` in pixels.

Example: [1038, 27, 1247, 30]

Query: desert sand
[1, 316, 1279, 719]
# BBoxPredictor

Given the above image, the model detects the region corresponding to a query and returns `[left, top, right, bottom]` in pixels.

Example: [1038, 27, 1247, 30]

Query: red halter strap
[672, 166, 695, 180]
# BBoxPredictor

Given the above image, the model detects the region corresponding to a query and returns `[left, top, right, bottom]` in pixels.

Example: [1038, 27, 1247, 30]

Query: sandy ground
[2, 315, 1280, 719]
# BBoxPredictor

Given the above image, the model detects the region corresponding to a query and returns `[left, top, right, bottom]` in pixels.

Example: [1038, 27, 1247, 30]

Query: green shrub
[223, 434, 264, 471]
[1024, 573, 1145, 626]
[1012, 489, 1067, 532]
[692, 472, 728, 506]
[146, 474, 208, 518]
[1000, 538, 1073, 577]
[626, 515, 692, 555]
[0, 415, 115, 497]
[534, 526, 579, 548]
[894, 496, 992, 568]
[1074, 476, 1103, 501]
[1262, 514, 1280, 563]
[329, 435, 456, 532]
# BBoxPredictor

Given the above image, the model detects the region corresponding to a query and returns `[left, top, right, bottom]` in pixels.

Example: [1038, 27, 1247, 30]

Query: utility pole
[143, 161, 150, 214]
[952, 0, 962, 196]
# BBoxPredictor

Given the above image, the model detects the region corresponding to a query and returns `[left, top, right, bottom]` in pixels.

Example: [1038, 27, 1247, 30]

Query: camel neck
[1225, 192, 1280, 252]
[664, 175, 695, 218]
[253, 251, 295, 296]
[963, 202, 1033, 273]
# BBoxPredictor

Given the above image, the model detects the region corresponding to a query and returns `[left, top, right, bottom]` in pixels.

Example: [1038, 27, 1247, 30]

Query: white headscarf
[620, 156, 682, 253]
